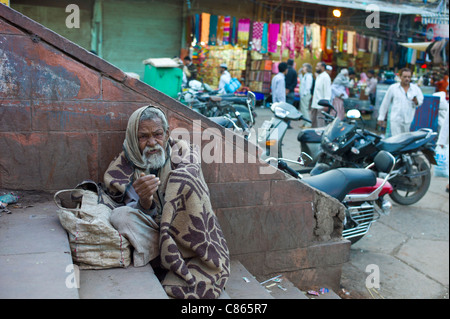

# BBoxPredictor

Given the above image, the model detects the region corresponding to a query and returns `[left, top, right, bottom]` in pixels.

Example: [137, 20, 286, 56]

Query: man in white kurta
[377, 68, 424, 137]
[311, 62, 332, 127]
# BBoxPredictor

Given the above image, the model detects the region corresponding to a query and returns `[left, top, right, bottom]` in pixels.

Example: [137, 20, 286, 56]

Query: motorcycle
[311, 99, 438, 205]
[266, 150, 396, 244]
[208, 91, 256, 140]
[178, 80, 256, 127]
[258, 101, 333, 172]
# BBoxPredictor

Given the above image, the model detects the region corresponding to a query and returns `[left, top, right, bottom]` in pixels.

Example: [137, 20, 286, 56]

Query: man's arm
[377, 85, 393, 123]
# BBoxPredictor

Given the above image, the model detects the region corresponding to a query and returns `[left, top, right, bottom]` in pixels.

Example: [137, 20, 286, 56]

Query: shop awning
[399, 42, 432, 52]
[421, 13, 449, 25]
[292, 0, 438, 16]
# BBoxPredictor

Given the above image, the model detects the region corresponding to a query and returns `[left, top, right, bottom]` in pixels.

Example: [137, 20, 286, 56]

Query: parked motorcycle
[266, 150, 396, 244]
[178, 80, 256, 127]
[208, 91, 256, 140]
[258, 101, 335, 172]
[311, 99, 438, 205]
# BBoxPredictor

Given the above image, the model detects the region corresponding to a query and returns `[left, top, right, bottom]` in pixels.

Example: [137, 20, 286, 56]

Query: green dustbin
[143, 58, 183, 99]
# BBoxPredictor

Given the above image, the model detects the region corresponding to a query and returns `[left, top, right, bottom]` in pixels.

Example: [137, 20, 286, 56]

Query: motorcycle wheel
[389, 156, 431, 205]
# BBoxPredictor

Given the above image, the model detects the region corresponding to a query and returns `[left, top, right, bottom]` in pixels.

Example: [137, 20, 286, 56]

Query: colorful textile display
[237, 18, 251, 47]
[217, 16, 224, 46]
[261, 23, 268, 54]
[268, 23, 280, 53]
[223, 16, 231, 44]
[201, 13, 210, 44]
[281, 21, 295, 58]
[294, 22, 304, 57]
[209, 15, 218, 45]
[252, 21, 264, 51]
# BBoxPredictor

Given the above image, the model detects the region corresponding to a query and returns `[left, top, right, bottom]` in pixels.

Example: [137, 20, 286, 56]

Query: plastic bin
[143, 58, 182, 99]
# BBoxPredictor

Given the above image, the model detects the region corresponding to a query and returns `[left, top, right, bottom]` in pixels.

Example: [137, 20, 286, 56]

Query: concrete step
[79, 264, 169, 299]
[0, 199, 79, 299]
[0, 195, 338, 299]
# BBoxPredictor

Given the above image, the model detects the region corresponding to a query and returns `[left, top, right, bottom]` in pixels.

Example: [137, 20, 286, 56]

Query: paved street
[253, 106, 449, 299]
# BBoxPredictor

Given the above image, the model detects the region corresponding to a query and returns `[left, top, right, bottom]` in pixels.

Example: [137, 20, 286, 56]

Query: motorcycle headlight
[327, 142, 339, 152]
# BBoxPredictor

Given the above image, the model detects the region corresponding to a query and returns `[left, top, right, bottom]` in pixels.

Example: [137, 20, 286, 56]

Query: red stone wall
[0, 5, 349, 290]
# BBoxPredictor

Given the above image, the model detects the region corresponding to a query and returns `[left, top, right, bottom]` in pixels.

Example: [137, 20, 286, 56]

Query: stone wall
[0, 5, 349, 290]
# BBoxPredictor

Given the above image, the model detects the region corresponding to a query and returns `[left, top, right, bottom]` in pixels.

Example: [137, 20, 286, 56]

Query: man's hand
[412, 96, 418, 106]
[133, 173, 160, 210]
[377, 120, 386, 128]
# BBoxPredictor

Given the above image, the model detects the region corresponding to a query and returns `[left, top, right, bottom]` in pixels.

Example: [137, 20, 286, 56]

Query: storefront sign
[426, 24, 449, 40]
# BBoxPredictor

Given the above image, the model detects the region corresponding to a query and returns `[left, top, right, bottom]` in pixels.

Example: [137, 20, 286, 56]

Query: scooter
[266, 150, 396, 244]
[311, 99, 438, 205]
[258, 101, 332, 172]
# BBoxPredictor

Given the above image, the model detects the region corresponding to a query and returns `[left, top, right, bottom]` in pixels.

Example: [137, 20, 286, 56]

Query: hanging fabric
[231, 17, 237, 46]
[326, 28, 332, 50]
[201, 13, 210, 44]
[321, 26, 327, 53]
[261, 22, 268, 54]
[195, 14, 201, 44]
[294, 22, 304, 57]
[237, 18, 251, 47]
[217, 16, 224, 46]
[347, 31, 355, 54]
[310, 23, 321, 58]
[252, 21, 264, 51]
[339, 30, 344, 52]
[209, 15, 218, 45]
[223, 16, 231, 44]
[281, 21, 295, 58]
[268, 23, 280, 53]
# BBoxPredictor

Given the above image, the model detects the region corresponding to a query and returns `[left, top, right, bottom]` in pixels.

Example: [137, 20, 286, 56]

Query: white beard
[142, 144, 166, 171]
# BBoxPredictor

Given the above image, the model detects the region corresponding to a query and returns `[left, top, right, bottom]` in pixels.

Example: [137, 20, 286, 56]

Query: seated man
[103, 106, 230, 299]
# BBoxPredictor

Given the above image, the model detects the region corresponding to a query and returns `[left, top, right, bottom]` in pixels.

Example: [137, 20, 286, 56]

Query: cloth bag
[54, 182, 132, 269]
[434, 145, 449, 178]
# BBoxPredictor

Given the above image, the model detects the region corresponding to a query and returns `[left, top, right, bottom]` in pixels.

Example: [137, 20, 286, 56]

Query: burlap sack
[54, 188, 131, 269]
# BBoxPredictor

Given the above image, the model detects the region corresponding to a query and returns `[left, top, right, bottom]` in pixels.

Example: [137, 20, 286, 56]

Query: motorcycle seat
[377, 130, 429, 153]
[302, 168, 376, 202]
[208, 116, 236, 128]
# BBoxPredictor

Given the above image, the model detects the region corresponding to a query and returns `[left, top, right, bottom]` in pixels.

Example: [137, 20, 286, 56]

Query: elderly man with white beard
[102, 105, 230, 299]
[104, 106, 172, 267]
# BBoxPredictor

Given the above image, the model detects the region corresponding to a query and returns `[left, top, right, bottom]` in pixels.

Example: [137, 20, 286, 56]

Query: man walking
[298, 63, 314, 128]
[271, 62, 288, 103]
[310, 62, 332, 127]
[285, 59, 298, 105]
[377, 68, 424, 137]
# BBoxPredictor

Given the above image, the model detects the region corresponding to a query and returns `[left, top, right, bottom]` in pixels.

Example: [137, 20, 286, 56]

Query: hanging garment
[209, 15, 218, 45]
[310, 23, 321, 56]
[339, 30, 344, 52]
[200, 13, 210, 44]
[194, 14, 200, 44]
[347, 31, 355, 54]
[321, 26, 327, 53]
[237, 18, 251, 47]
[294, 22, 304, 56]
[261, 22, 268, 54]
[281, 21, 295, 58]
[252, 21, 264, 51]
[343, 31, 348, 53]
[326, 28, 332, 50]
[231, 17, 237, 45]
[268, 23, 280, 53]
[217, 16, 224, 46]
[223, 16, 231, 44]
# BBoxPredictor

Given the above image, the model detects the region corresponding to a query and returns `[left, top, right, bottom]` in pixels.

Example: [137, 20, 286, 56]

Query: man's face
[138, 118, 169, 170]
[316, 63, 323, 74]
[400, 71, 412, 86]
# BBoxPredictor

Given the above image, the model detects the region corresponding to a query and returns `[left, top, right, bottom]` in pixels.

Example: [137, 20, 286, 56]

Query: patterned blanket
[104, 139, 230, 299]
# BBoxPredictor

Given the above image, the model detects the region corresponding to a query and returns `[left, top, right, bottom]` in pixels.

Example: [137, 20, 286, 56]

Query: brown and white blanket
[104, 139, 230, 299]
